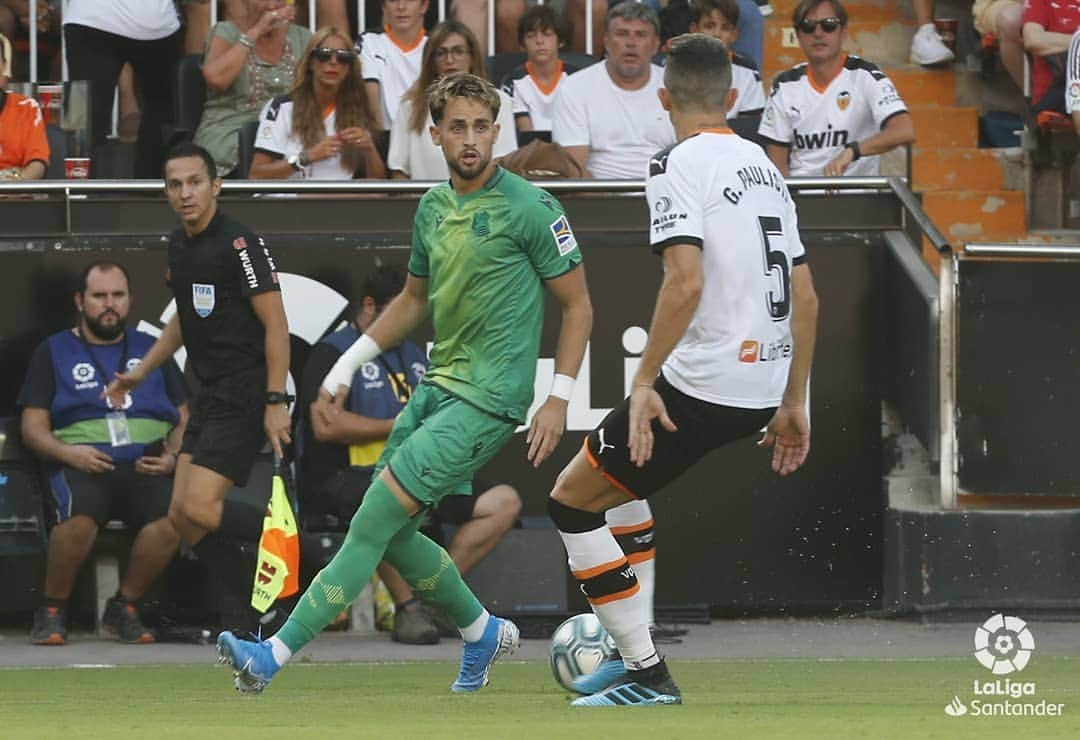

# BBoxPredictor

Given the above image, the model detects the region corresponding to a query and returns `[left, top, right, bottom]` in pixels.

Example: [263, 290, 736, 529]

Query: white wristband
[549, 373, 575, 401]
[321, 334, 382, 396]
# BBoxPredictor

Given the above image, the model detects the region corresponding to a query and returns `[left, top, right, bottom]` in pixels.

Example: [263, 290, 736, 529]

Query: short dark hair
[605, 1, 661, 37]
[517, 5, 570, 46]
[362, 263, 407, 309]
[792, 0, 848, 29]
[79, 262, 132, 296]
[691, 0, 740, 27]
[163, 141, 218, 182]
[664, 33, 732, 112]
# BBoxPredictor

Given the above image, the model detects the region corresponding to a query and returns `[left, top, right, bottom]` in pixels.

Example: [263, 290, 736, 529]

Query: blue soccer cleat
[450, 616, 520, 693]
[570, 658, 628, 695]
[570, 659, 681, 707]
[216, 631, 280, 694]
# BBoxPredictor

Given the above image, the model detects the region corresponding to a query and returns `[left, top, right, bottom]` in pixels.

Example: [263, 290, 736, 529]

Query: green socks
[276, 477, 410, 652]
[383, 526, 484, 630]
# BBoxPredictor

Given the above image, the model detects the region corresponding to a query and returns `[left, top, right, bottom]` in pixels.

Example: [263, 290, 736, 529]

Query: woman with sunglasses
[387, 20, 518, 179]
[195, 0, 312, 177]
[251, 27, 386, 179]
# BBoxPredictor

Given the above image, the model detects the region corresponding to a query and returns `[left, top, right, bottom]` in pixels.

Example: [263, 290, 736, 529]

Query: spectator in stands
[298, 263, 521, 644]
[0, 36, 48, 180]
[387, 20, 516, 179]
[0, 31, 9, 78]
[569, 0, 762, 63]
[1022, 0, 1080, 120]
[551, 3, 675, 179]
[688, 0, 765, 118]
[0, 0, 61, 80]
[356, 0, 429, 130]
[250, 27, 386, 179]
[1068, 30, 1080, 133]
[318, 0, 440, 45]
[909, 0, 954, 66]
[19, 262, 188, 645]
[502, 5, 578, 135]
[62, 0, 182, 179]
[182, 0, 249, 55]
[972, 0, 1023, 90]
[759, 0, 915, 176]
[195, 0, 311, 177]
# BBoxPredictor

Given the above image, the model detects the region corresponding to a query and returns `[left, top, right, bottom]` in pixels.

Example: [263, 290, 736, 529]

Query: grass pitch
[3, 657, 1079, 739]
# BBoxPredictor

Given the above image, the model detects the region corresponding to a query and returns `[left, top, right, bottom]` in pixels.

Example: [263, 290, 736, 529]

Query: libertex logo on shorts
[943, 614, 1065, 719]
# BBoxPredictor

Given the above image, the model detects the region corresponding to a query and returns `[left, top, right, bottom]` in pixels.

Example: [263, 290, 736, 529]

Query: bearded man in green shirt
[218, 72, 593, 695]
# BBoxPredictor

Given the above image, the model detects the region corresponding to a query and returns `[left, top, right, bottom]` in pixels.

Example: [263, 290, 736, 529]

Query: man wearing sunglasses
[758, 0, 915, 177]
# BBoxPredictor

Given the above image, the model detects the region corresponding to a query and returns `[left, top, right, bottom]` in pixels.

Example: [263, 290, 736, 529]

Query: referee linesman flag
[251, 457, 300, 612]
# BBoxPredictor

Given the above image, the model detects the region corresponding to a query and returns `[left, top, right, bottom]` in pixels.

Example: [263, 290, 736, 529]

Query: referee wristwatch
[266, 391, 294, 405]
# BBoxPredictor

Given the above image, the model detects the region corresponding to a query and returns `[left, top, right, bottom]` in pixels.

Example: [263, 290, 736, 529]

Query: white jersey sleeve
[758, 80, 793, 144]
[1068, 30, 1080, 114]
[254, 97, 291, 158]
[865, 67, 908, 128]
[357, 32, 384, 83]
[646, 147, 703, 252]
[494, 91, 518, 156]
[731, 54, 766, 116]
[387, 98, 413, 175]
[551, 81, 590, 148]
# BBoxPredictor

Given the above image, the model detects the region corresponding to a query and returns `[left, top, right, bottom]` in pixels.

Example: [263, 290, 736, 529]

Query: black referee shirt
[167, 211, 281, 384]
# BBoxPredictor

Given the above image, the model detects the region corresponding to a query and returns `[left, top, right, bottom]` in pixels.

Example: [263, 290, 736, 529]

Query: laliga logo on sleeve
[974, 613, 1034, 675]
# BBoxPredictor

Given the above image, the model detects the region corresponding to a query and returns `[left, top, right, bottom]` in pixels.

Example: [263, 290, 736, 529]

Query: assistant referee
[106, 142, 292, 628]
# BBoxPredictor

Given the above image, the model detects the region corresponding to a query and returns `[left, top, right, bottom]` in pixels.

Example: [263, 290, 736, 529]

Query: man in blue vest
[297, 263, 521, 644]
[19, 262, 189, 645]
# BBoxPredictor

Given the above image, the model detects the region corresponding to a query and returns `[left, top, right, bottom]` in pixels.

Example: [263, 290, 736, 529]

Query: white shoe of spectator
[910, 23, 955, 66]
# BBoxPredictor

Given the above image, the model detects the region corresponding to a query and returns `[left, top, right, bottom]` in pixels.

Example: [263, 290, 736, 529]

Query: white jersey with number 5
[647, 129, 806, 409]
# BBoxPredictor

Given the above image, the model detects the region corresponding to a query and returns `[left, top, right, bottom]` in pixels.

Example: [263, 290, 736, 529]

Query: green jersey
[409, 167, 582, 422]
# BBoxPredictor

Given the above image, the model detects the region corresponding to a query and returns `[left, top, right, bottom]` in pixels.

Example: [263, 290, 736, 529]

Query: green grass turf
[2, 658, 1078, 739]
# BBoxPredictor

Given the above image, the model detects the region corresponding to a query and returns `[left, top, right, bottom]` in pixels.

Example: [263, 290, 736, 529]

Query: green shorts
[374, 381, 516, 508]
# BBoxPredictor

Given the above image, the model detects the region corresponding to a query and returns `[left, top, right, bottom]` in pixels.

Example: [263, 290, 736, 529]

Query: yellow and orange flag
[251, 458, 300, 613]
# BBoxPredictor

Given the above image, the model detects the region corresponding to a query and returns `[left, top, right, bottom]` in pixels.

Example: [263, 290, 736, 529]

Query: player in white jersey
[1068, 29, 1080, 133]
[688, 0, 766, 117]
[758, 0, 915, 177]
[357, 0, 429, 129]
[545, 34, 819, 708]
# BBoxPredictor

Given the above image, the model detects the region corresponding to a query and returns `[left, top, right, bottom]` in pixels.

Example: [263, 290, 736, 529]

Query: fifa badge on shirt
[549, 215, 578, 256]
[192, 283, 216, 318]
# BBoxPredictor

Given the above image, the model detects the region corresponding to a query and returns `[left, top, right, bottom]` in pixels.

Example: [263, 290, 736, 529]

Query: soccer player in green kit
[217, 73, 593, 694]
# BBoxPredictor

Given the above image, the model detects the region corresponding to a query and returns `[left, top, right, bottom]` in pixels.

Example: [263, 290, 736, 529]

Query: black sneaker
[102, 596, 155, 644]
[420, 602, 459, 638]
[571, 658, 682, 706]
[391, 603, 440, 645]
[651, 623, 688, 644]
[30, 605, 67, 645]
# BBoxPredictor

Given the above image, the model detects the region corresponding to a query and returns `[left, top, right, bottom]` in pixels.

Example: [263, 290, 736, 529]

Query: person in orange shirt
[0, 38, 49, 180]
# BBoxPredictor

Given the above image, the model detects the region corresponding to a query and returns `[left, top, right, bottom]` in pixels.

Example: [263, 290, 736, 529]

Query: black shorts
[181, 369, 267, 486]
[46, 464, 173, 528]
[315, 469, 483, 528]
[584, 374, 776, 499]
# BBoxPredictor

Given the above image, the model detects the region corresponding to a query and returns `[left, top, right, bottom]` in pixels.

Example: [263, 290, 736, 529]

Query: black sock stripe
[614, 525, 655, 555]
[577, 560, 638, 600]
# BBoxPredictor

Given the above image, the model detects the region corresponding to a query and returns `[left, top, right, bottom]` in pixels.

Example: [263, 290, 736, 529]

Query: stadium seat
[235, 120, 260, 179]
[0, 416, 49, 615]
[44, 123, 67, 179]
[173, 54, 207, 143]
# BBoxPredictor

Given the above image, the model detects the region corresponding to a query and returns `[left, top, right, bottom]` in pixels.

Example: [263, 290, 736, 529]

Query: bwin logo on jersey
[793, 125, 849, 150]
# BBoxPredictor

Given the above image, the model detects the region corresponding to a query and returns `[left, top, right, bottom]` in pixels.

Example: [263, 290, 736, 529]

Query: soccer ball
[548, 613, 619, 692]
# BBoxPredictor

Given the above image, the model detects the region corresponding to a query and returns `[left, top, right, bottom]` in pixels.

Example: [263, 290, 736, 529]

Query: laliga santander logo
[138, 273, 349, 402]
[974, 613, 1034, 675]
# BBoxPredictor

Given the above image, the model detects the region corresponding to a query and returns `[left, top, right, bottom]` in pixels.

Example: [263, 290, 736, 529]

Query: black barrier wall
[0, 224, 886, 613]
